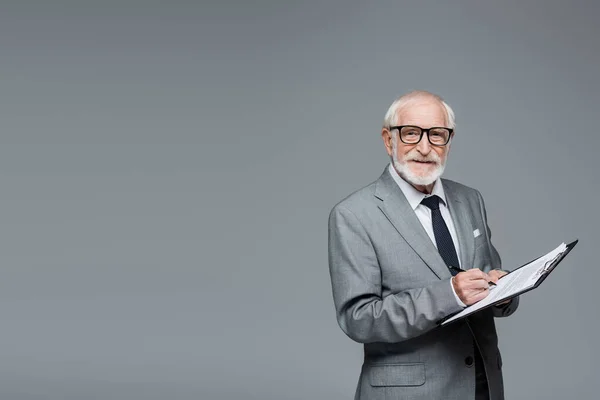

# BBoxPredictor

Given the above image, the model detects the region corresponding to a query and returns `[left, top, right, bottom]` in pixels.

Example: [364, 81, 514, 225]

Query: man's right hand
[452, 268, 492, 306]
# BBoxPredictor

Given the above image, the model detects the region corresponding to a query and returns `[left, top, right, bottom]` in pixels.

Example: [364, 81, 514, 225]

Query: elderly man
[328, 91, 518, 400]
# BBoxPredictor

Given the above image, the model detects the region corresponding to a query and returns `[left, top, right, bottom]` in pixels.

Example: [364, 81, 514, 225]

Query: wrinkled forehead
[396, 100, 449, 128]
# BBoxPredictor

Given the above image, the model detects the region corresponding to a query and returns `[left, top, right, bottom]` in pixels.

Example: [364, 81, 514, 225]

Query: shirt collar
[387, 163, 447, 210]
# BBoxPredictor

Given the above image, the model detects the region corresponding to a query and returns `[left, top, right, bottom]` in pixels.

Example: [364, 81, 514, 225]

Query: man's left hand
[488, 269, 512, 306]
[488, 269, 507, 283]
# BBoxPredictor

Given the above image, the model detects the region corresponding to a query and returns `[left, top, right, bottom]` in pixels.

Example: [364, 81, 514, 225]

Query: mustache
[405, 153, 441, 164]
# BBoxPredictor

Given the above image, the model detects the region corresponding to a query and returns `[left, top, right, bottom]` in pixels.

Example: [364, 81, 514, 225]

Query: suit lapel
[442, 179, 475, 271]
[374, 167, 451, 280]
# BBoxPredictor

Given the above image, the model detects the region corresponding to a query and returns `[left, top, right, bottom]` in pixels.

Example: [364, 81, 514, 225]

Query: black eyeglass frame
[388, 125, 454, 146]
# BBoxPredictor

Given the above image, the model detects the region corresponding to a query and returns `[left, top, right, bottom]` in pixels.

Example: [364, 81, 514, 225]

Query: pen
[449, 266, 497, 286]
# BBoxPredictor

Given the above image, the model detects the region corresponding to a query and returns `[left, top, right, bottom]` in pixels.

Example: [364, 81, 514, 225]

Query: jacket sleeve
[328, 205, 464, 344]
[475, 190, 520, 318]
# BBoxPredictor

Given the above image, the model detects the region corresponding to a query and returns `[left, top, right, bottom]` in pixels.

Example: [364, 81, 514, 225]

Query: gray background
[0, 0, 598, 399]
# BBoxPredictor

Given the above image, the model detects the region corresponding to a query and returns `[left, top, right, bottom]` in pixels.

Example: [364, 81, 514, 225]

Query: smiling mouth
[411, 160, 435, 164]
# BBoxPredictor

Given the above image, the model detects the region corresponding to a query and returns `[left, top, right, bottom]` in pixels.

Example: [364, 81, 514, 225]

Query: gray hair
[382, 90, 456, 129]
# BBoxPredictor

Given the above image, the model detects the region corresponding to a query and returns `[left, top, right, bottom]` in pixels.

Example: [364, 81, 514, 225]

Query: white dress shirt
[388, 163, 466, 308]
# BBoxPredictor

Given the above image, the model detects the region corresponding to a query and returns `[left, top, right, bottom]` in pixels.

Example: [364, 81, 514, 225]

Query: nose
[416, 133, 431, 155]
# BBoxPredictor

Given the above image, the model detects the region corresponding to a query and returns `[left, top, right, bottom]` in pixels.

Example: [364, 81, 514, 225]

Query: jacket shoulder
[329, 180, 378, 218]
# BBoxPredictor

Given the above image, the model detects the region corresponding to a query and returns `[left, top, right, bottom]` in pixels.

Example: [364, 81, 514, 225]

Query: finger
[468, 279, 491, 290]
[466, 288, 489, 305]
[491, 269, 507, 278]
[455, 277, 489, 293]
[454, 271, 472, 284]
[465, 292, 487, 306]
[466, 269, 488, 280]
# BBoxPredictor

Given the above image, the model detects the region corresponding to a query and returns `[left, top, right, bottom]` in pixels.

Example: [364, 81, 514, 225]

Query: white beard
[391, 134, 446, 186]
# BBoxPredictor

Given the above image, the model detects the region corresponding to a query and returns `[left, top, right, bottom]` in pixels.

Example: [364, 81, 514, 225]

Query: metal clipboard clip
[542, 252, 564, 274]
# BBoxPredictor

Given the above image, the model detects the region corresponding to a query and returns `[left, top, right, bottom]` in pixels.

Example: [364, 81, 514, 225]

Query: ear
[447, 130, 455, 150]
[381, 128, 393, 157]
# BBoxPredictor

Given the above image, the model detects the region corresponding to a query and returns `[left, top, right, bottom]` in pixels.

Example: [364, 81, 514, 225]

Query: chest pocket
[474, 228, 487, 250]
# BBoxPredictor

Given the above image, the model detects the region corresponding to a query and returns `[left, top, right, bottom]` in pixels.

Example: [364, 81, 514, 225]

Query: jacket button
[465, 356, 474, 367]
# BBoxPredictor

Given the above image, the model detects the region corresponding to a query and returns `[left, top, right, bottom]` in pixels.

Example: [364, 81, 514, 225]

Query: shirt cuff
[450, 278, 467, 308]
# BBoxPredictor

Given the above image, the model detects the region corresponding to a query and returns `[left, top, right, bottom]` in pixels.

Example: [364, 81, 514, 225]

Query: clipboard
[438, 239, 579, 326]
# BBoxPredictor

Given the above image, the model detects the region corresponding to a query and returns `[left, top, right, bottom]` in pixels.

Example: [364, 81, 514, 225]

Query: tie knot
[421, 195, 441, 210]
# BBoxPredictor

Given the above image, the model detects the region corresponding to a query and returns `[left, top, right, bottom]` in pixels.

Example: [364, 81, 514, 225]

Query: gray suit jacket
[328, 166, 518, 400]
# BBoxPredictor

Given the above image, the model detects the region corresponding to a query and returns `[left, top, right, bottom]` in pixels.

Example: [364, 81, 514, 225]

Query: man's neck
[411, 182, 435, 195]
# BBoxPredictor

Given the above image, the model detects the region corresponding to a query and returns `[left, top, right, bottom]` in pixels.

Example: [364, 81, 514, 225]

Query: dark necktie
[422, 196, 489, 398]
[420, 195, 460, 275]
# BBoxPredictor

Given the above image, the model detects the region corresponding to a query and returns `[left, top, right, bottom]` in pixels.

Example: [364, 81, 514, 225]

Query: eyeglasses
[388, 125, 453, 146]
